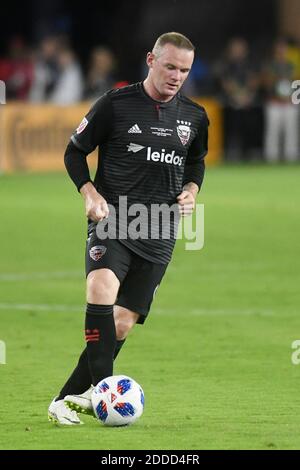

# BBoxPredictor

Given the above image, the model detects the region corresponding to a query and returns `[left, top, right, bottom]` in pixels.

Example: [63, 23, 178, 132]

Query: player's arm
[80, 181, 109, 222]
[64, 141, 109, 221]
[177, 182, 199, 216]
[177, 112, 209, 216]
[64, 93, 113, 222]
[177, 181, 199, 216]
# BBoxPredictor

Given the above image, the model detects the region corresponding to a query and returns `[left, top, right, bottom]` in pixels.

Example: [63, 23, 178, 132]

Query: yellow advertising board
[0, 102, 97, 172]
[0, 99, 222, 173]
[194, 98, 223, 165]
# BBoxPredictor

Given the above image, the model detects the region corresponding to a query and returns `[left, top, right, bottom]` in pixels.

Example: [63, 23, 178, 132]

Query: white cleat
[48, 397, 83, 425]
[64, 386, 94, 416]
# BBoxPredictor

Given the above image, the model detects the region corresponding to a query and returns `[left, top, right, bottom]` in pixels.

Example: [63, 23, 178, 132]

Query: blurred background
[1, 0, 300, 450]
[1, 0, 300, 169]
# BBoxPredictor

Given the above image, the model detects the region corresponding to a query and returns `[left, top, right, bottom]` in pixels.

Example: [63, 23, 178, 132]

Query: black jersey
[71, 82, 209, 264]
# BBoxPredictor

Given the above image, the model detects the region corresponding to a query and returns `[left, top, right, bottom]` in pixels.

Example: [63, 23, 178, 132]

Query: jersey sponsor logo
[89, 245, 107, 261]
[127, 143, 145, 153]
[128, 123, 142, 133]
[177, 120, 191, 146]
[147, 147, 183, 166]
[76, 117, 88, 134]
[127, 143, 183, 166]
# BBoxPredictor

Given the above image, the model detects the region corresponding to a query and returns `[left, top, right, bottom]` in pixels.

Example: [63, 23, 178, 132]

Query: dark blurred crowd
[1, 34, 300, 162]
[214, 37, 300, 163]
[0, 35, 123, 104]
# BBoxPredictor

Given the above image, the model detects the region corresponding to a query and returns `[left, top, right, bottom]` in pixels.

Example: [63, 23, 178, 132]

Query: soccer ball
[92, 375, 145, 426]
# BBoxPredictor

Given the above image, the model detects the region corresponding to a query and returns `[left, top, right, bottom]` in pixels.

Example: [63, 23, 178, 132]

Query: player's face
[147, 44, 194, 101]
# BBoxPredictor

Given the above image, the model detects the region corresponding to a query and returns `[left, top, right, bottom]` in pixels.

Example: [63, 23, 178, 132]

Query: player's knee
[115, 317, 135, 340]
[87, 269, 119, 304]
[114, 308, 139, 340]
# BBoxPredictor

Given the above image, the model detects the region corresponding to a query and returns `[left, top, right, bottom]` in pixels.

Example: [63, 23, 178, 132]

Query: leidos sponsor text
[147, 147, 183, 166]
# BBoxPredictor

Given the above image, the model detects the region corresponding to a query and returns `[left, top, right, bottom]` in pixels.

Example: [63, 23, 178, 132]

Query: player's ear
[146, 52, 155, 68]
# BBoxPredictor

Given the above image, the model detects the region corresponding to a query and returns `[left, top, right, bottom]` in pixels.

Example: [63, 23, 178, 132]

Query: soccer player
[48, 32, 209, 425]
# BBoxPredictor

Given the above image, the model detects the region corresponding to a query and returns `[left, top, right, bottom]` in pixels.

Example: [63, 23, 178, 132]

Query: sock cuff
[86, 303, 114, 315]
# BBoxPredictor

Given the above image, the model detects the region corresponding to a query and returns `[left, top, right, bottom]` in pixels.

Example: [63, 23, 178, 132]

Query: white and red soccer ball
[92, 375, 145, 426]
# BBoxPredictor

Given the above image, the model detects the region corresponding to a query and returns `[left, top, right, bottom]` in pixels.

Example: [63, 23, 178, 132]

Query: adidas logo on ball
[146, 147, 183, 166]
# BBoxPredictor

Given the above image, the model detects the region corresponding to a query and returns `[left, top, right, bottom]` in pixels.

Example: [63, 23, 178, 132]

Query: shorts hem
[115, 301, 148, 324]
[85, 265, 124, 285]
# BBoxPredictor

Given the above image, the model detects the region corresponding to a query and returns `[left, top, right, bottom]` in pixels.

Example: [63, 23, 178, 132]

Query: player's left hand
[177, 190, 196, 216]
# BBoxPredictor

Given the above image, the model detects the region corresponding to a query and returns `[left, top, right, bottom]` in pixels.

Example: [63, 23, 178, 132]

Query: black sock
[85, 303, 116, 386]
[56, 307, 124, 400]
[114, 339, 126, 360]
[56, 348, 91, 401]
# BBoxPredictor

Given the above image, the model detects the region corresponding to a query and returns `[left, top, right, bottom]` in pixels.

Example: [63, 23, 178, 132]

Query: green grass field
[0, 164, 299, 450]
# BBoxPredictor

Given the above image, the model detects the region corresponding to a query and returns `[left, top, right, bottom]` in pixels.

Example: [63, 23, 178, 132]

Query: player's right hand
[80, 182, 109, 222]
[85, 193, 109, 222]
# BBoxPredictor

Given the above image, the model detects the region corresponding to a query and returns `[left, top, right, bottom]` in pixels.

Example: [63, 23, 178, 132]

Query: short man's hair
[152, 32, 195, 57]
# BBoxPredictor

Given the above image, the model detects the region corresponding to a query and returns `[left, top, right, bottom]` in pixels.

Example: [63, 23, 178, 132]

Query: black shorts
[85, 229, 168, 324]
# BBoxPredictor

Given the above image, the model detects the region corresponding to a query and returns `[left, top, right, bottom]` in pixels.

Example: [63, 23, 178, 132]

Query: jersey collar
[139, 81, 178, 108]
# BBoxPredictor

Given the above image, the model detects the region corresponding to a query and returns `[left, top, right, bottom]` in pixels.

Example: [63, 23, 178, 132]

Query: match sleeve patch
[76, 117, 88, 134]
[70, 93, 113, 154]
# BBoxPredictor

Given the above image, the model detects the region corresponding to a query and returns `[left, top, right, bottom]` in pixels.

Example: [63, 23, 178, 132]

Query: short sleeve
[71, 93, 113, 154]
[187, 112, 209, 162]
[182, 112, 209, 189]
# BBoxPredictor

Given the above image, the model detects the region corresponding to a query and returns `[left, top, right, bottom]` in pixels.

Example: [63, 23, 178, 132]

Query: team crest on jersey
[76, 117, 88, 134]
[89, 245, 107, 261]
[176, 120, 191, 146]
